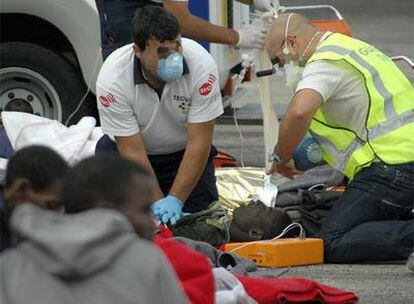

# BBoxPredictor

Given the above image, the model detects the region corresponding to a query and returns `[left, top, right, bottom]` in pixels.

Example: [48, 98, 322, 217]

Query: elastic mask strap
[283, 13, 293, 55]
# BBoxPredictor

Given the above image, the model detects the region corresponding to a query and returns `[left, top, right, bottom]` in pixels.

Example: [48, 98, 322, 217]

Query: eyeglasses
[157, 40, 182, 59]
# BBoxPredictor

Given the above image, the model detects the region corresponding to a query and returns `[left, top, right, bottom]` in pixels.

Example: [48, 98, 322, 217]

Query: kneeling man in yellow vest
[266, 13, 414, 262]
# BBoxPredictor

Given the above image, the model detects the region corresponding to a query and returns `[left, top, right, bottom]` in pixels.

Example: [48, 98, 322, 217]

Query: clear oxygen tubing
[64, 49, 102, 126]
[228, 222, 306, 253]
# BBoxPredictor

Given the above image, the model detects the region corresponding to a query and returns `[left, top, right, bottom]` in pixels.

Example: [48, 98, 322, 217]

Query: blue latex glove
[152, 195, 183, 225]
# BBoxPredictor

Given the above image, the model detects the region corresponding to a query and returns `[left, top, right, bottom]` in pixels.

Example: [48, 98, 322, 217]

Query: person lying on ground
[170, 200, 293, 248]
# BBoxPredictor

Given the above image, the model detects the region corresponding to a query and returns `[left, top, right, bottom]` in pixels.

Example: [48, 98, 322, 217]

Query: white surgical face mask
[281, 14, 321, 90]
[157, 52, 183, 83]
[284, 60, 304, 90]
[282, 13, 304, 90]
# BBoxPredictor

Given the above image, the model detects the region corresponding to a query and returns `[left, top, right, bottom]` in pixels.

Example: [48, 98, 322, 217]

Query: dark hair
[231, 201, 292, 241]
[260, 207, 292, 240]
[62, 154, 150, 213]
[5, 145, 68, 191]
[132, 5, 181, 51]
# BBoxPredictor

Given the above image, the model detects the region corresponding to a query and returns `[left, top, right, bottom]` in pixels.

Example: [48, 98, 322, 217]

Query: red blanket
[155, 236, 215, 304]
[155, 226, 358, 304]
[237, 275, 358, 304]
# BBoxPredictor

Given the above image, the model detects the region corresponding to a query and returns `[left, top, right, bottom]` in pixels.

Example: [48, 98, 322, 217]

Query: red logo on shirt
[99, 93, 116, 108]
[198, 74, 216, 96]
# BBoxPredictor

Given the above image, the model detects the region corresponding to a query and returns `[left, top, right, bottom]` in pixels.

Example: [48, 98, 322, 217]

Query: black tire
[0, 42, 95, 124]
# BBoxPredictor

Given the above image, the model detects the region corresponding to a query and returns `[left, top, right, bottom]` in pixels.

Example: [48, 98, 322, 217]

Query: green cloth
[171, 202, 231, 248]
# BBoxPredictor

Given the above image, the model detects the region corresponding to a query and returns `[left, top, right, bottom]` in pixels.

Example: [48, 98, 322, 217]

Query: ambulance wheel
[0, 42, 95, 124]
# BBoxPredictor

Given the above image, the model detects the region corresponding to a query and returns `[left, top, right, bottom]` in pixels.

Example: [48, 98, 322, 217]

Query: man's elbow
[288, 108, 314, 122]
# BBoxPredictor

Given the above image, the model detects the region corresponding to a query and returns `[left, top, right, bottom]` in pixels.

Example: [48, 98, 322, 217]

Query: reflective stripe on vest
[315, 45, 397, 119]
[310, 109, 414, 175]
[308, 34, 414, 178]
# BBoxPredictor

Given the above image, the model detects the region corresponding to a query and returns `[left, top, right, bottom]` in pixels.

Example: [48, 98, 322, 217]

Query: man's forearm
[274, 90, 322, 162]
[169, 145, 211, 203]
[179, 14, 239, 46]
[275, 110, 313, 163]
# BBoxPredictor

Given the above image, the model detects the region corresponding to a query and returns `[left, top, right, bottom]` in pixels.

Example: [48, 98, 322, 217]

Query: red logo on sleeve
[198, 74, 216, 96]
[99, 93, 116, 108]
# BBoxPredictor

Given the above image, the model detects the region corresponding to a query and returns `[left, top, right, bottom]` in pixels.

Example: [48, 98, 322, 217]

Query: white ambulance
[0, 0, 257, 123]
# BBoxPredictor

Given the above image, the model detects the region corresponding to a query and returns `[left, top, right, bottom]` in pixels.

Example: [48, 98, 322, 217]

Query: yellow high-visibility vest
[307, 33, 414, 179]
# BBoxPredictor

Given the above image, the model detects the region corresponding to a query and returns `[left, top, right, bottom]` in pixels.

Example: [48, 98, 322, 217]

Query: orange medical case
[224, 238, 324, 268]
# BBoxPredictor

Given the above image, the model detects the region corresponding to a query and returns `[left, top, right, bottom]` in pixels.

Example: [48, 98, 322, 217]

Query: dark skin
[4, 179, 62, 211]
[3, 175, 157, 242]
[230, 201, 291, 241]
[3, 179, 63, 247]
[117, 174, 157, 240]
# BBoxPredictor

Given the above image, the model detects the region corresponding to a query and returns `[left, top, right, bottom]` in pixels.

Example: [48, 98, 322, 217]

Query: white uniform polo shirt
[295, 32, 369, 140]
[96, 38, 223, 155]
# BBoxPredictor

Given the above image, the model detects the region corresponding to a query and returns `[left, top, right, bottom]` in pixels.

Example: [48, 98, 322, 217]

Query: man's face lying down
[230, 201, 292, 242]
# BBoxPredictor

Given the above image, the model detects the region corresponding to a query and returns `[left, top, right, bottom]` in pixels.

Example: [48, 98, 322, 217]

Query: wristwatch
[268, 151, 283, 164]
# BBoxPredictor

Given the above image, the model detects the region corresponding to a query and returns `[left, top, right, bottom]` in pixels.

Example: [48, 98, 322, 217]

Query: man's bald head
[266, 13, 317, 66]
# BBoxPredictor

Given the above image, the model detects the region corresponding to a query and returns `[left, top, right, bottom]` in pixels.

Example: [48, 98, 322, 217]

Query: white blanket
[0, 112, 104, 184]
